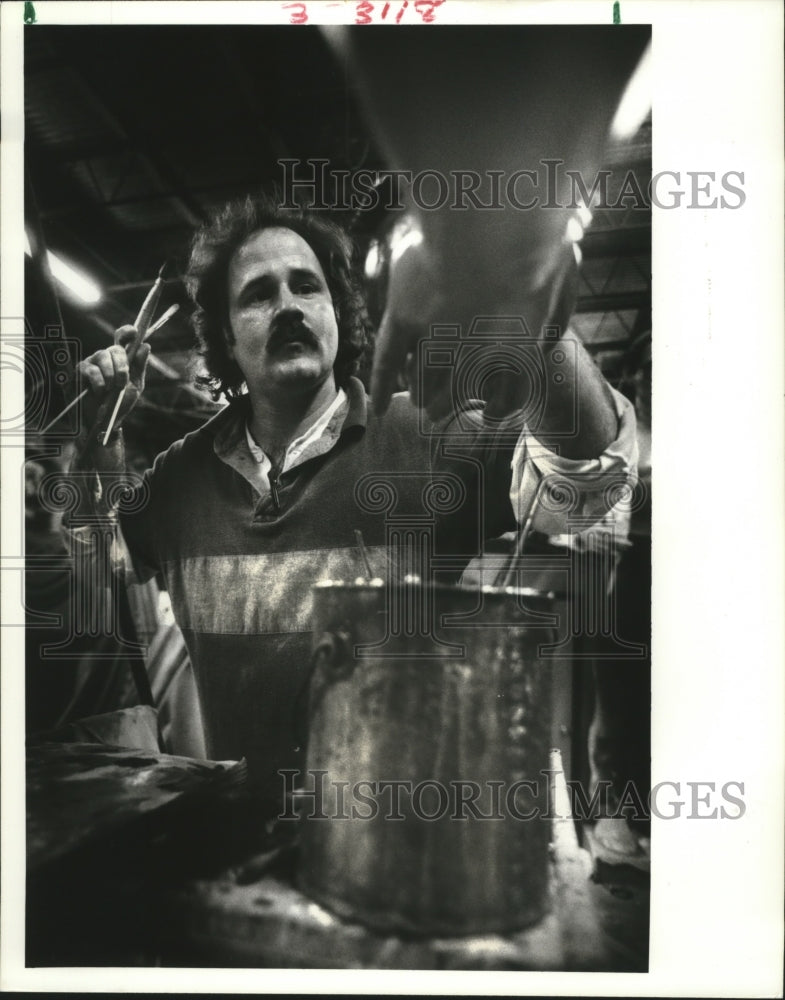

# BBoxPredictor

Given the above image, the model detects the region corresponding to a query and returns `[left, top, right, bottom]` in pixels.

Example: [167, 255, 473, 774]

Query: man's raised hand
[76, 325, 151, 441]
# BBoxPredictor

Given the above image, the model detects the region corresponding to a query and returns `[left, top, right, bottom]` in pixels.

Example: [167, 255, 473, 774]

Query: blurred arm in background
[327, 27, 649, 462]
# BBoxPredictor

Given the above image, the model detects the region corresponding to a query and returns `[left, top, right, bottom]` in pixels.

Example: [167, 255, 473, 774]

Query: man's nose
[275, 284, 303, 316]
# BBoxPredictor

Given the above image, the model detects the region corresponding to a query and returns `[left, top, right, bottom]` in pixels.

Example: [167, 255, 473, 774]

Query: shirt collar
[211, 377, 368, 487]
[244, 387, 347, 470]
[342, 375, 369, 431]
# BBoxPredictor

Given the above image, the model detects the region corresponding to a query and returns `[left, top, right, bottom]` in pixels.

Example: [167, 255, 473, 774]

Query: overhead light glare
[389, 225, 423, 266]
[364, 239, 381, 280]
[609, 42, 652, 142]
[24, 231, 102, 306]
[577, 202, 593, 228]
[565, 217, 584, 243]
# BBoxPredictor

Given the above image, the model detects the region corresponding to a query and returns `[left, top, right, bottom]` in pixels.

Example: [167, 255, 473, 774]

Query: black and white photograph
[1, 0, 782, 994]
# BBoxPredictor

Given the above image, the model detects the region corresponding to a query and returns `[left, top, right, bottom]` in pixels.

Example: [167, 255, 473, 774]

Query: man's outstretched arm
[331, 26, 646, 461]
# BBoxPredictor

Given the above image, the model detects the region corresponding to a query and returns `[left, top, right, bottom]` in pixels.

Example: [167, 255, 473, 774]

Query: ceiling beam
[45, 39, 207, 229]
[581, 226, 651, 259]
[576, 290, 651, 314]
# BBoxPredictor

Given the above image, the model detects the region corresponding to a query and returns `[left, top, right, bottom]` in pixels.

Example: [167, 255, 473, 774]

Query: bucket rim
[312, 578, 557, 603]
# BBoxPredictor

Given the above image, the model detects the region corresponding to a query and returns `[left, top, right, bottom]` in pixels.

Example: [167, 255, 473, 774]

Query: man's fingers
[92, 350, 118, 386]
[116, 325, 139, 349]
[81, 346, 128, 394]
[108, 345, 130, 388]
[77, 334, 148, 433]
[129, 342, 151, 384]
[77, 359, 106, 395]
[370, 217, 440, 416]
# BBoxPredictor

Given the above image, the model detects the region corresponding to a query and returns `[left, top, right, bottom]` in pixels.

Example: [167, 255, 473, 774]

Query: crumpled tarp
[26, 735, 246, 871]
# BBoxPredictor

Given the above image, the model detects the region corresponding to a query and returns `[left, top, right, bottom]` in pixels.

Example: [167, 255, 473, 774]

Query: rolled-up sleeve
[510, 386, 639, 536]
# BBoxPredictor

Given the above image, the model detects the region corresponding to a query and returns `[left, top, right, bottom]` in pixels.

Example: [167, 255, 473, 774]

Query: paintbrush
[41, 275, 175, 437]
[101, 264, 167, 444]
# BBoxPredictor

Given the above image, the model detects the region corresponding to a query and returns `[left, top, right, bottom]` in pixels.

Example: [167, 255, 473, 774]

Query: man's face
[226, 227, 339, 398]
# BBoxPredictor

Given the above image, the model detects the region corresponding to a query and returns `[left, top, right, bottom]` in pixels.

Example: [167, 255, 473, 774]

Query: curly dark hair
[185, 192, 370, 400]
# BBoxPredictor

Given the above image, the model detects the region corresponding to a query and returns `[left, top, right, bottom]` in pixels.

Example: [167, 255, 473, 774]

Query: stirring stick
[354, 529, 374, 579]
[498, 486, 542, 590]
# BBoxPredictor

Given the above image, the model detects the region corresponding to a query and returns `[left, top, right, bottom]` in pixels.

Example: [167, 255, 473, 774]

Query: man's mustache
[267, 317, 319, 354]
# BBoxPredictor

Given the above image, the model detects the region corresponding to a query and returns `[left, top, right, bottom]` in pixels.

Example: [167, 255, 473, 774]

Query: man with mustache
[71, 193, 637, 805]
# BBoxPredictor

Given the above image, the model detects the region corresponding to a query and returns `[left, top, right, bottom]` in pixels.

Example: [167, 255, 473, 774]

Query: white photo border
[2, 1, 783, 995]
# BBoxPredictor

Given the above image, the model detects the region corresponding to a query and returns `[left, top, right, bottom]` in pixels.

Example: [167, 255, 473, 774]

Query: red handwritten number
[354, 0, 442, 23]
[355, 0, 374, 23]
[283, 1, 308, 24]
[414, 0, 444, 22]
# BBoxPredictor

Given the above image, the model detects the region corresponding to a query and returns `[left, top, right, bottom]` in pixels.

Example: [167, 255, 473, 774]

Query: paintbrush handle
[133, 268, 166, 335]
[125, 264, 167, 362]
[127, 303, 179, 365]
[101, 387, 127, 446]
[144, 303, 179, 338]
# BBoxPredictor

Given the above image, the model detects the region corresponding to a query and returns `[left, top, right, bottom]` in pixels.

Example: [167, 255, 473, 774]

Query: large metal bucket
[298, 579, 556, 936]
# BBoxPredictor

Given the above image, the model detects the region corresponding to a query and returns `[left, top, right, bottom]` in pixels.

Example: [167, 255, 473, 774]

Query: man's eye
[297, 282, 317, 294]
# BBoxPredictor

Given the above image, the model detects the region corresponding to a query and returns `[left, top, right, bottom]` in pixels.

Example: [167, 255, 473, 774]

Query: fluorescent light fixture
[48, 255, 102, 306]
[24, 231, 102, 305]
[609, 41, 652, 142]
